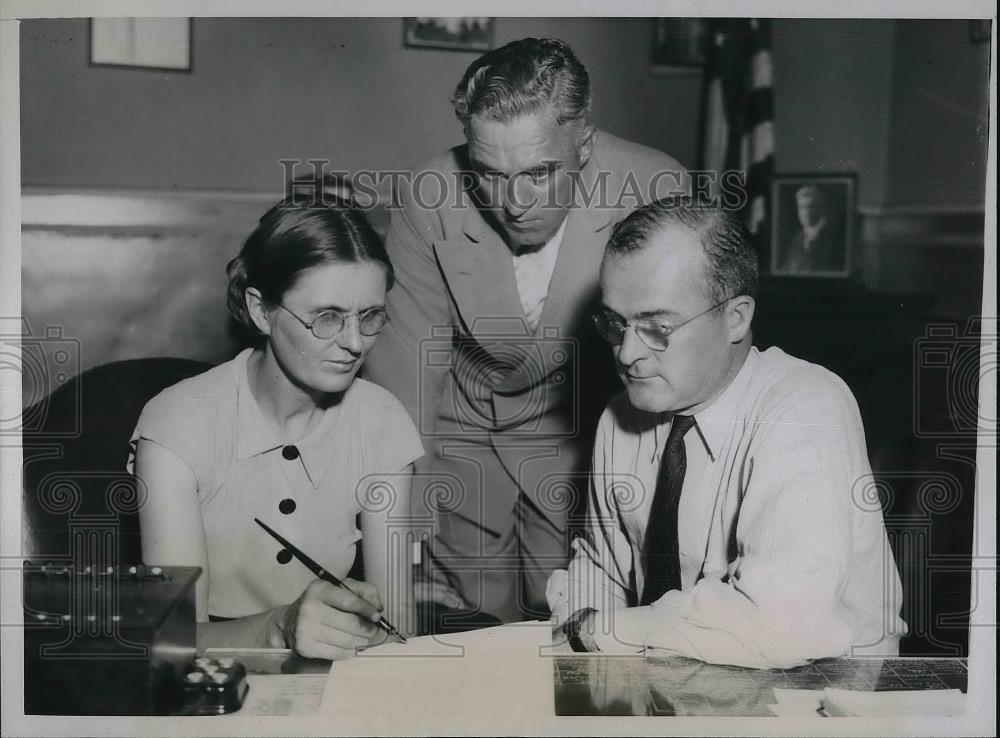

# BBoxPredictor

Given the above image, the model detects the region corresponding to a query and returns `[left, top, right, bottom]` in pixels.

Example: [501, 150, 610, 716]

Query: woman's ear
[245, 287, 273, 336]
[726, 295, 756, 344]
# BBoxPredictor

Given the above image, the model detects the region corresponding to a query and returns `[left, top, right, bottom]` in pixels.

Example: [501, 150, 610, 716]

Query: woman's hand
[276, 578, 387, 660]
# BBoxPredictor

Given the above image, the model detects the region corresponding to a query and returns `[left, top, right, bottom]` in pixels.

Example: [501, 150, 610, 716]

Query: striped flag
[699, 18, 775, 236]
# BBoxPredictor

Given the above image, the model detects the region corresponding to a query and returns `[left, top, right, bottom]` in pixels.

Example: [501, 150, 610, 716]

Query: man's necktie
[640, 414, 697, 606]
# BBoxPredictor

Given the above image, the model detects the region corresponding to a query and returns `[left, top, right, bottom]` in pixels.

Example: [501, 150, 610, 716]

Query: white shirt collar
[234, 349, 343, 488]
[690, 347, 760, 461]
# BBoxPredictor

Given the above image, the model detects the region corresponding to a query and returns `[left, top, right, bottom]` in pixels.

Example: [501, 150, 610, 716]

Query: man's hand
[277, 578, 386, 660]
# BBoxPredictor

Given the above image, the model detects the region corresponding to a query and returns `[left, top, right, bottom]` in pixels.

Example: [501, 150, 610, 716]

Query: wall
[21, 17, 701, 192]
[770, 18, 987, 317]
[20, 17, 989, 367]
[22, 17, 990, 208]
[885, 20, 992, 208]
[771, 18, 990, 211]
[771, 19, 898, 208]
[19, 191, 270, 377]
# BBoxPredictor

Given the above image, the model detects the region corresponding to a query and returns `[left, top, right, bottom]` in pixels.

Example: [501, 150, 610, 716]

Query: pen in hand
[254, 517, 407, 644]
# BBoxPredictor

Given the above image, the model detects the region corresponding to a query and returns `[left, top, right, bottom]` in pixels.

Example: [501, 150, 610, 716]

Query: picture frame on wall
[650, 18, 709, 69]
[769, 174, 856, 279]
[969, 19, 991, 43]
[403, 18, 494, 52]
[89, 18, 192, 72]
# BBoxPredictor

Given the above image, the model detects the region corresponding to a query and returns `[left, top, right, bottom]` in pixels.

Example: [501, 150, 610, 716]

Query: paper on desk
[768, 688, 824, 717]
[321, 621, 554, 732]
[769, 687, 966, 718]
[821, 687, 965, 717]
[235, 675, 326, 716]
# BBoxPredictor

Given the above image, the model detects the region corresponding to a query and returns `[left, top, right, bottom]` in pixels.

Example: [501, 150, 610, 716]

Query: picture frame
[969, 19, 991, 43]
[89, 18, 192, 72]
[403, 18, 494, 52]
[650, 18, 709, 69]
[768, 174, 856, 279]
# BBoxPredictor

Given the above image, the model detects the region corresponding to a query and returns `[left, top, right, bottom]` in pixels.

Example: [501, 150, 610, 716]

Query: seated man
[547, 199, 906, 668]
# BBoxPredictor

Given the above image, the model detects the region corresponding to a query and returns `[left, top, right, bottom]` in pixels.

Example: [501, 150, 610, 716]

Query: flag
[699, 18, 775, 237]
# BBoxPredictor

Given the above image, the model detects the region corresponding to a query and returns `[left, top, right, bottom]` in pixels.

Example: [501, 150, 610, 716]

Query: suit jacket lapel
[535, 199, 614, 333]
[432, 206, 524, 337]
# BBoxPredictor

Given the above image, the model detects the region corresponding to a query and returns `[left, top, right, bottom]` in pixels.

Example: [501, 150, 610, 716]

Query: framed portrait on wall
[769, 174, 856, 278]
[403, 18, 494, 51]
[650, 18, 709, 69]
[89, 18, 192, 72]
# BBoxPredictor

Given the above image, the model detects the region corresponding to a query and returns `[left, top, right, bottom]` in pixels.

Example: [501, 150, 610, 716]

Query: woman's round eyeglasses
[278, 303, 389, 340]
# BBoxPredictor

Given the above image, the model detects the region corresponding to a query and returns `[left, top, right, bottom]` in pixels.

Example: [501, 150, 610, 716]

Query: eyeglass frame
[592, 296, 735, 352]
[277, 303, 390, 340]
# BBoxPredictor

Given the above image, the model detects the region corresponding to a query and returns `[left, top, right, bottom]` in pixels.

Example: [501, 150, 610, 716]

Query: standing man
[364, 38, 685, 626]
[548, 198, 906, 667]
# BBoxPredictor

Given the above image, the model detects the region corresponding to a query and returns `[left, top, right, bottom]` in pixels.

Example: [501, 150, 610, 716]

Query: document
[821, 687, 965, 717]
[321, 621, 555, 732]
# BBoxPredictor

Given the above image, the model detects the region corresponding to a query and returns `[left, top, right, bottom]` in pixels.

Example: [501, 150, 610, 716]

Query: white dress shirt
[547, 346, 907, 668]
[511, 216, 567, 332]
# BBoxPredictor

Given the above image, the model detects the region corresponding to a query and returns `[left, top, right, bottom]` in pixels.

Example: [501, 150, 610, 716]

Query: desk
[553, 655, 967, 717]
[207, 646, 967, 719]
[204, 649, 328, 717]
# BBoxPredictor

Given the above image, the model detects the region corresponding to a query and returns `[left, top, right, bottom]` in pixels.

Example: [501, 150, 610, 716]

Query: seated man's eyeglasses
[278, 304, 390, 340]
[592, 297, 733, 352]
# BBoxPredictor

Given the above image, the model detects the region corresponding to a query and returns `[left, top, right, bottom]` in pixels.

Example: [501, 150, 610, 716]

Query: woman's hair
[226, 195, 394, 332]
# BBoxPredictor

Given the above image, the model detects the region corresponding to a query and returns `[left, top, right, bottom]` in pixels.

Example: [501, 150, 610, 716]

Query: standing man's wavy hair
[451, 37, 592, 135]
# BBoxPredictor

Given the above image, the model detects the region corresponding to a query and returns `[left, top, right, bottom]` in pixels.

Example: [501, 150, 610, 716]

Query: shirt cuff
[591, 606, 647, 654]
[545, 568, 572, 627]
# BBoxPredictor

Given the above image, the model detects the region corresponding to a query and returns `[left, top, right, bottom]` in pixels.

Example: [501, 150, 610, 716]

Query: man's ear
[726, 295, 755, 343]
[245, 287, 273, 337]
[577, 123, 596, 169]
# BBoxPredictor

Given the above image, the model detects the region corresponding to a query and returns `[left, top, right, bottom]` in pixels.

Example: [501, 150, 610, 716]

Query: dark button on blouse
[279, 498, 297, 515]
[282, 445, 300, 460]
[276, 549, 293, 565]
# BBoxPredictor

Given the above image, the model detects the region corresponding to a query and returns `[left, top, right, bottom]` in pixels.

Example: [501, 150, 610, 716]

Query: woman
[129, 197, 422, 659]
